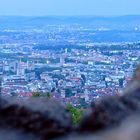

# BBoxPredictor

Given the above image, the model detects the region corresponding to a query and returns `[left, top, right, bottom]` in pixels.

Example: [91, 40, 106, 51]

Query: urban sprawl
[0, 25, 140, 107]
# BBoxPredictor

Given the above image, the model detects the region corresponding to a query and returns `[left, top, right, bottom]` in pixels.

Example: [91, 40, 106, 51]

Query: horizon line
[0, 14, 140, 18]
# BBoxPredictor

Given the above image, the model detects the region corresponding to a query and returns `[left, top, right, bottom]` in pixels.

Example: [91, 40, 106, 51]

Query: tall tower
[65, 48, 68, 54]
[60, 55, 65, 66]
[27, 60, 35, 71]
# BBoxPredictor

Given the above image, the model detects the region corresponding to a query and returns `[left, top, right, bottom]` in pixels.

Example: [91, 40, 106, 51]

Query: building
[60, 56, 65, 65]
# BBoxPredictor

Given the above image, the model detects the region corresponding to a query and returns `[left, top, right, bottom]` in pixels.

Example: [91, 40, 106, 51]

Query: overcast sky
[0, 0, 140, 16]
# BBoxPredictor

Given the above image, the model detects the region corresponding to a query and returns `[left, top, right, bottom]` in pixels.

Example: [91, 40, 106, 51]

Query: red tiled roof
[18, 92, 33, 97]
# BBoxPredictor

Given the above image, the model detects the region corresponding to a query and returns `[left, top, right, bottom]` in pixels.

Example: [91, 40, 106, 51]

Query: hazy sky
[0, 0, 140, 16]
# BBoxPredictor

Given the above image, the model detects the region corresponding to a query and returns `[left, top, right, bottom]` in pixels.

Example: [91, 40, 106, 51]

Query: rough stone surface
[0, 98, 72, 140]
[1, 80, 140, 140]
[79, 80, 140, 132]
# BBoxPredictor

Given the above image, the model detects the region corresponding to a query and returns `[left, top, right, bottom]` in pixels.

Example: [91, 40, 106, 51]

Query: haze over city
[1, 1, 140, 140]
[0, 0, 140, 16]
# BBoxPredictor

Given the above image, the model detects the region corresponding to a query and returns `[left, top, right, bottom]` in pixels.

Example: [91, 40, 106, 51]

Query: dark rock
[0, 98, 72, 139]
[1, 79, 140, 140]
[79, 80, 140, 132]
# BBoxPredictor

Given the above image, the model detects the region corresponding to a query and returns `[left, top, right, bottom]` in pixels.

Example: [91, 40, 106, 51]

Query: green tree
[66, 103, 83, 125]
[46, 92, 51, 98]
[32, 92, 40, 97]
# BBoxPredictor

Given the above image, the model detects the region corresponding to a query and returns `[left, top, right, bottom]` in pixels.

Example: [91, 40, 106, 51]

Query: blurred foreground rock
[0, 98, 72, 140]
[63, 115, 140, 140]
[79, 79, 140, 132]
[1, 74, 140, 139]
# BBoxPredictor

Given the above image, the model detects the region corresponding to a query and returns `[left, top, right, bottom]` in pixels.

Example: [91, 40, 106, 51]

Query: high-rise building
[17, 66, 25, 76]
[27, 61, 35, 71]
[60, 56, 65, 65]
[10, 61, 18, 73]
[65, 48, 68, 54]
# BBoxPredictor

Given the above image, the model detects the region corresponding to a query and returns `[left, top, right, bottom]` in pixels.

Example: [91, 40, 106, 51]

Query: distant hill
[1, 16, 140, 42]
[0, 15, 140, 30]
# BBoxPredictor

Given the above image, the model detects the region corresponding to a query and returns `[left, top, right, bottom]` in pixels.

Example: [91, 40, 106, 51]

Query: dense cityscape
[0, 19, 140, 107]
[1, 0, 140, 139]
